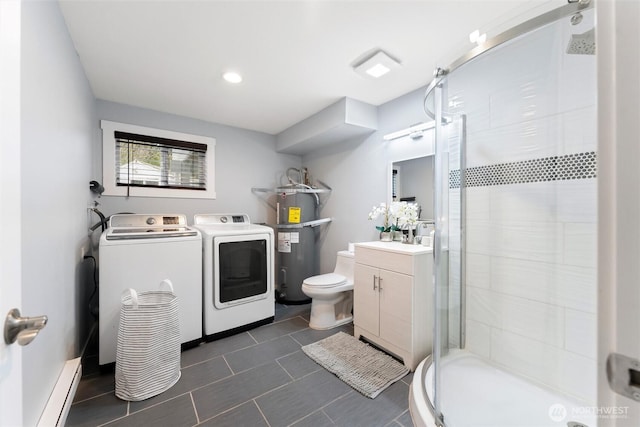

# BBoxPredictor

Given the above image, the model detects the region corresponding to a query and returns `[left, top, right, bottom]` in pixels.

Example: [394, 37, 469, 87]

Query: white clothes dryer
[98, 214, 202, 367]
[193, 213, 274, 339]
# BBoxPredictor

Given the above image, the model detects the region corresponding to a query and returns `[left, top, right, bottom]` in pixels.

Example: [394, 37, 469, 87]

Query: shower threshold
[410, 350, 596, 427]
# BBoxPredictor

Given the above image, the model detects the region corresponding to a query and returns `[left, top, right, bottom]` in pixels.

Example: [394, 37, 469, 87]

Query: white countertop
[354, 240, 432, 255]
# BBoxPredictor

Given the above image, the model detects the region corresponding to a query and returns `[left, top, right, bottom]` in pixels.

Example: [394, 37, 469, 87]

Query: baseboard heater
[37, 357, 82, 427]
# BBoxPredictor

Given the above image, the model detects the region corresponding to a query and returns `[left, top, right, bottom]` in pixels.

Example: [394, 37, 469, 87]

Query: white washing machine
[99, 214, 202, 366]
[193, 213, 274, 339]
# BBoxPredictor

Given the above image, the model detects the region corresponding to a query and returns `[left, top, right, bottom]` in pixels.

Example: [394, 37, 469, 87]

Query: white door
[0, 0, 24, 425]
[597, 1, 640, 426]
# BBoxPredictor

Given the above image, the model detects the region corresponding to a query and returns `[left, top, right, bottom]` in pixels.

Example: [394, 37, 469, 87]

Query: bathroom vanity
[353, 241, 433, 371]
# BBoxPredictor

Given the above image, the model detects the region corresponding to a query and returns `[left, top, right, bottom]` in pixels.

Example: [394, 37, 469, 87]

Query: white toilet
[301, 250, 355, 330]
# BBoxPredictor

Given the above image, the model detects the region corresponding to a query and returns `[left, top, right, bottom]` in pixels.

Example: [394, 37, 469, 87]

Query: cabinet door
[379, 269, 413, 351]
[354, 263, 380, 336]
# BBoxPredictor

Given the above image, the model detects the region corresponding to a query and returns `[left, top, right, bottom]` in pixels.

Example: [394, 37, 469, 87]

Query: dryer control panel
[194, 213, 251, 225]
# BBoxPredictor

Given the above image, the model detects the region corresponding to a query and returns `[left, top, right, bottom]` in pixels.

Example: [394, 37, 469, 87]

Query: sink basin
[355, 240, 432, 254]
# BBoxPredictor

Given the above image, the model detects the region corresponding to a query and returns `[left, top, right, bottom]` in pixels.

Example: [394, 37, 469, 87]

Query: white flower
[392, 201, 419, 227]
[367, 202, 387, 221]
[368, 202, 393, 231]
[368, 201, 418, 231]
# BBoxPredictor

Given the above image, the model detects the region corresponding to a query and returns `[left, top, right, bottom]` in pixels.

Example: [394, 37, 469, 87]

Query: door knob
[4, 308, 48, 346]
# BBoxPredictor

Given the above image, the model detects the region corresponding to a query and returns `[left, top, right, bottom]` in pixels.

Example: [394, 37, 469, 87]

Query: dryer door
[213, 233, 272, 308]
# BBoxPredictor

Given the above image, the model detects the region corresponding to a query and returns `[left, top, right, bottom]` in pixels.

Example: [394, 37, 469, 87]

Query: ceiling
[58, 0, 555, 135]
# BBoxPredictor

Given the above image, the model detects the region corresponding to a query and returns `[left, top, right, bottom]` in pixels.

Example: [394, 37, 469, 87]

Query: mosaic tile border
[449, 151, 597, 189]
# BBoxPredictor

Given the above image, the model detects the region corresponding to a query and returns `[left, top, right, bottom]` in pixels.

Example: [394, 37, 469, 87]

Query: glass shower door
[431, 80, 464, 426]
[427, 5, 597, 426]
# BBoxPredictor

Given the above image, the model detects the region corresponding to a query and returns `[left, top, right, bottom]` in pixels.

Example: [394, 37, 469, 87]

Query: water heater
[275, 187, 322, 303]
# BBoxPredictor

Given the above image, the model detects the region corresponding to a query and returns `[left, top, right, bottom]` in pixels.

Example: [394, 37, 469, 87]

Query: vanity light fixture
[353, 50, 400, 79]
[222, 71, 243, 84]
[383, 121, 435, 141]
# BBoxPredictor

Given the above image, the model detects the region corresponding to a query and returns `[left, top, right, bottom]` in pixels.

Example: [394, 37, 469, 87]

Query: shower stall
[411, 2, 597, 427]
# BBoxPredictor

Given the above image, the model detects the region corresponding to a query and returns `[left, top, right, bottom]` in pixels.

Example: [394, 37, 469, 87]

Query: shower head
[566, 28, 595, 55]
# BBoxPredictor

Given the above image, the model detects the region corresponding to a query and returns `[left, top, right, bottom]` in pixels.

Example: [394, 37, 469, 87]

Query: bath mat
[301, 331, 409, 398]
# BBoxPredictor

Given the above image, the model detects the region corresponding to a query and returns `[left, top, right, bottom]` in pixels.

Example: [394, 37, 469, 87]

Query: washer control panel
[111, 214, 188, 228]
[105, 214, 197, 240]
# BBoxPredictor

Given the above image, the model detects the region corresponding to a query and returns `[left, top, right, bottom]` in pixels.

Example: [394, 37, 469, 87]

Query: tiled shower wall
[445, 9, 597, 403]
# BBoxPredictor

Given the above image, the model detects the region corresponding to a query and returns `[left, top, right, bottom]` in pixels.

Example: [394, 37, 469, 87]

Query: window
[101, 121, 216, 199]
[115, 131, 207, 190]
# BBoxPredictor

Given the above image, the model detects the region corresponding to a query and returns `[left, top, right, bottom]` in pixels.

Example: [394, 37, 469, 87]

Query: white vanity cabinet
[353, 241, 433, 371]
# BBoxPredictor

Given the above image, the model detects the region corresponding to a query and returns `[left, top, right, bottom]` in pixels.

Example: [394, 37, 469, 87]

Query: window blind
[114, 131, 207, 191]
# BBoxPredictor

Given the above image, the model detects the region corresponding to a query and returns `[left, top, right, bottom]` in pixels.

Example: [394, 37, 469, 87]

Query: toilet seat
[303, 273, 347, 288]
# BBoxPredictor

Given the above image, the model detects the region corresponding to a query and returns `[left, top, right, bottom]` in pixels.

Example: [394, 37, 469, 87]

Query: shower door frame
[424, 1, 595, 425]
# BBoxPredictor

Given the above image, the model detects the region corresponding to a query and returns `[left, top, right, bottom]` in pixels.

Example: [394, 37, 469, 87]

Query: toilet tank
[334, 250, 355, 282]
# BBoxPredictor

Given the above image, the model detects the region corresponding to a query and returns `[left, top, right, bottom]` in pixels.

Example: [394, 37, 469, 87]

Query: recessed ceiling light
[222, 71, 242, 84]
[353, 50, 400, 79]
[366, 63, 391, 78]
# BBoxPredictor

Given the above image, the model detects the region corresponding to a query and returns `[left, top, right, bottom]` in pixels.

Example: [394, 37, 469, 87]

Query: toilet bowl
[302, 250, 354, 330]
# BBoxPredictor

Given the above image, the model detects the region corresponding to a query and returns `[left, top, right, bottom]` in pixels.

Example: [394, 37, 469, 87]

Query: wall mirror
[389, 155, 434, 221]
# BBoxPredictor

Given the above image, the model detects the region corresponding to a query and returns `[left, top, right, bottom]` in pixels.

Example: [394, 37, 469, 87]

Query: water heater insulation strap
[276, 218, 331, 229]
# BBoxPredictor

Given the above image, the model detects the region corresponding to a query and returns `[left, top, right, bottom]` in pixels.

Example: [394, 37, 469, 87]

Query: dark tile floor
[67, 303, 415, 427]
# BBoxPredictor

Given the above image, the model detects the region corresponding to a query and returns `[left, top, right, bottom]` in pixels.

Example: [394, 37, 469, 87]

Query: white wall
[597, 1, 640, 425]
[20, 1, 96, 424]
[92, 100, 302, 234]
[303, 87, 435, 274]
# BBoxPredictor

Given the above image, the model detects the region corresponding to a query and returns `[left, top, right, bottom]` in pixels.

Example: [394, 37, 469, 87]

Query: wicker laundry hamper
[115, 279, 181, 401]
